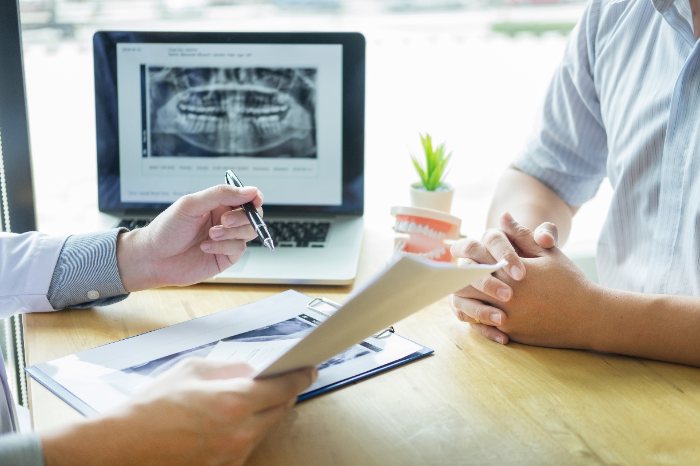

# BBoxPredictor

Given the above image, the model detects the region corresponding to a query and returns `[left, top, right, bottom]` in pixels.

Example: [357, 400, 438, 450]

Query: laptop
[93, 31, 365, 285]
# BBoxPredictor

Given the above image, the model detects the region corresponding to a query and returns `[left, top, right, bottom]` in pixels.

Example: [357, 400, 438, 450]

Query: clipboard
[27, 255, 503, 416]
[298, 296, 430, 402]
[26, 289, 433, 416]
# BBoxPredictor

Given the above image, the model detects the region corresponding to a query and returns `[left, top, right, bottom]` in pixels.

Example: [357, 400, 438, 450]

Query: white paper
[27, 290, 424, 414]
[258, 254, 504, 377]
[206, 339, 302, 371]
[27, 255, 501, 415]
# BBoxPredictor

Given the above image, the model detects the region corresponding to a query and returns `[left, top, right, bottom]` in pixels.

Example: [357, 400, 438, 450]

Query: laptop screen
[94, 32, 365, 216]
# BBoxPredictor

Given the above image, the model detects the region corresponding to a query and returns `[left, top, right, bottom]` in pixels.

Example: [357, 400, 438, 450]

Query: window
[1, 0, 37, 409]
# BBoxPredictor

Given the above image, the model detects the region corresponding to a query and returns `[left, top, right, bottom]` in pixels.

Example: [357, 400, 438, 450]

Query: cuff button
[87, 290, 100, 300]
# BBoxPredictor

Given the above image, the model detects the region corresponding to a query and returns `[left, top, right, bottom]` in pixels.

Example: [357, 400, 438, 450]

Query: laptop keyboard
[117, 219, 330, 248]
[250, 220, 330, 248]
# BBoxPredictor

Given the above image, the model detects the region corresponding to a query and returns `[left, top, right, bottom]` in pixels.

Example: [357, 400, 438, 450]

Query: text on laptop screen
[116, 42, 343, 205]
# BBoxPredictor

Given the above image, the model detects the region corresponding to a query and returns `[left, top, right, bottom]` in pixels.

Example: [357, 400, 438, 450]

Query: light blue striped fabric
[47, 228, 129, 310]
[0, 434, 43, 466]
[514, 0, 700, 295]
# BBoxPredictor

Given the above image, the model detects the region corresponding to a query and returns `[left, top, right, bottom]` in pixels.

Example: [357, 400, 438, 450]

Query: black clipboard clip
[306, 297, 395, 339]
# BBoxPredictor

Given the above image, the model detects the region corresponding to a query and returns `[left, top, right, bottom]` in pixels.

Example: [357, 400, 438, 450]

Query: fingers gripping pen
[225, 169, 275, 251]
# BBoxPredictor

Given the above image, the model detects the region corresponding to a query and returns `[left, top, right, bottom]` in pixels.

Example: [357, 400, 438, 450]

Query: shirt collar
[651, 0, 677, 12]
[675, 0, 692, 20]
[651, 0, 694, 38]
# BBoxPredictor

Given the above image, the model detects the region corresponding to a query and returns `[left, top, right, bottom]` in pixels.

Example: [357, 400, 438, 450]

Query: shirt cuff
[47, 229, 130, 310]
[0, 433, 44, 466]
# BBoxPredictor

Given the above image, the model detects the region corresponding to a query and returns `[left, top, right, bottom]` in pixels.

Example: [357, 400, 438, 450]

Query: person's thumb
[533, 222, 558, 249]
[499, 212, 544, 257]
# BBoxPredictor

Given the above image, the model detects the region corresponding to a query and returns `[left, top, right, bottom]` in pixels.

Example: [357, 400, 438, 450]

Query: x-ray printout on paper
[25, 290, 421, 415]
[258, 255, 504, 377]
[26, 255, 501, 416]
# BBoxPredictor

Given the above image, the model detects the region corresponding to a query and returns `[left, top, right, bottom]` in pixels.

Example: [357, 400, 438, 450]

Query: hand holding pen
[225, 169, 275, 251]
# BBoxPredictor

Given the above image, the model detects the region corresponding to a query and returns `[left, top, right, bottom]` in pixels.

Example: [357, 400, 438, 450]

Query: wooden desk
[24, 225, 700, 465]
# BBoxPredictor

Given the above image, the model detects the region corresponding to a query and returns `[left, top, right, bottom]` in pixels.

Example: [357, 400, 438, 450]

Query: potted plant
[410, 133, 454, 212]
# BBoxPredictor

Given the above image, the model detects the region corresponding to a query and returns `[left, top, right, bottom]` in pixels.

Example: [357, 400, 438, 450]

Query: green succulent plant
[411, 133, 452, 191]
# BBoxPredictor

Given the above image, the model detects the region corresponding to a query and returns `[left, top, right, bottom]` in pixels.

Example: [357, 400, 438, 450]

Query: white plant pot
[409, 183, 454, 213]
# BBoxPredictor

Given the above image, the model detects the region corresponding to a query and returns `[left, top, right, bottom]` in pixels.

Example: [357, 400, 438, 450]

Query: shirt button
[87, 290, 100, 300]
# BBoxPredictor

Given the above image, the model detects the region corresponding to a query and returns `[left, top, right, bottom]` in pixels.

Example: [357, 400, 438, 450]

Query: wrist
[572, 282, 610, 351]
[580, 283, 617, 353]
[116, 229, 157, 292]
[41, 416, 122, 466]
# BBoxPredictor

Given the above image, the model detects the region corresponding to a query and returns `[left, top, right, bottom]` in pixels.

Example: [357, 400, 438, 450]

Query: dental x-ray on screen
[144, 66, 317, 158]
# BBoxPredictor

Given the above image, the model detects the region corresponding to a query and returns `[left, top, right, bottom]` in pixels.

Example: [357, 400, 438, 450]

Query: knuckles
[477, 276, 498, 295]
[216, 392, 252, 420]
[449, 294, 463, 314]
[513, 223, 533, 238]
[481, 228, 507, 250]
[460, 239, 484, 258]
[176, 193, 197, 212]
[215, 184, 233, 199]
[500, 249, 519, 264]
[451, 286, 479, 299]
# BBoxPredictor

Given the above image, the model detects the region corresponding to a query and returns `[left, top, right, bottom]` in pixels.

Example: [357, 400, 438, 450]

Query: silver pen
[225, 169, 275, 251]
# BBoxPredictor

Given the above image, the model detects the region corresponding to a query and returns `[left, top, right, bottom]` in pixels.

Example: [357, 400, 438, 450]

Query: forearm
[115, 228, 156, 292]
[591, 289, 700, 367]
[487, 167, 577, 245]
[41, 411, 155, 466]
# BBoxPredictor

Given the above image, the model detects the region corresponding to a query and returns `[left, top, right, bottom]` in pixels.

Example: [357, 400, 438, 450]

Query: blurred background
[6, 0, 605, 407]
[17, 0, 608, 269]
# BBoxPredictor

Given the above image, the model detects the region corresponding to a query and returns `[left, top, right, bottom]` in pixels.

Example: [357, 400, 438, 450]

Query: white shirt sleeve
[513, 0, 608, 206]
[0, 232, 67, 317]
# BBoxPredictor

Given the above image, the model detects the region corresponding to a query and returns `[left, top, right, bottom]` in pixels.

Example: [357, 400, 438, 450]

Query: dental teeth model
[390, 206, 462, 263]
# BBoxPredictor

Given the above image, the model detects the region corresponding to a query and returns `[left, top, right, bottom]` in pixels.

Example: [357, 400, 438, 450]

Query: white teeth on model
[423, 246, 447, 259]
[393, 220, 446, 240]
[394, 242, 447, 260]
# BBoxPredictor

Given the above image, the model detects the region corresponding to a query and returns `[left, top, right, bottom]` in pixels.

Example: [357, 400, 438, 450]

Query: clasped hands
[450, 212, 603, 351]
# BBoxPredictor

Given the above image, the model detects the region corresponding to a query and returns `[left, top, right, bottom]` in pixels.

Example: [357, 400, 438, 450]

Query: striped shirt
[0, 229, 128, 464]
[514, 0, 700, 295]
